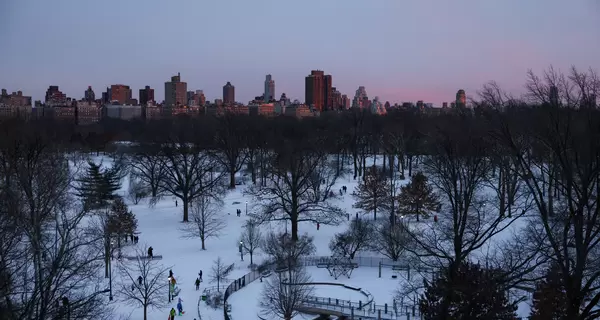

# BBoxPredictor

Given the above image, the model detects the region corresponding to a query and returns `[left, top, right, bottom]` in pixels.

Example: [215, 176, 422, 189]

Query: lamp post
[245, 201, 248, 215]
[239, 241, 244, 261]
[168, 277, 172, 302]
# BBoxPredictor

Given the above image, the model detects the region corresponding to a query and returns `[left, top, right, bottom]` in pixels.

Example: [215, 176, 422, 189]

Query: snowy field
[85, 155, 532, 320]
[228, 267, 411, 320]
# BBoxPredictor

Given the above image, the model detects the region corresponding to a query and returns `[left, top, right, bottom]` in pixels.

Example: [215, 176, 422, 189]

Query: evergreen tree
[352, 165, 388, 220]
[530, 265, 568, 320]
[396, 172, 440, 221]
[107, 197, 137, 248]
[420, 262, 517, 320]
[76, 161, 122, 210]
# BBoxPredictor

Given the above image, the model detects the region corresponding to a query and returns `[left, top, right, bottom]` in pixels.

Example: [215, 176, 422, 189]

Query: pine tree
[76, 161, 122, 210]
[530, 265, 568, 320]
[107, 197, 138, 248]
[420, 262, 517, 320]
[352, 165, 388, 220]
[396, 172, 440, 221]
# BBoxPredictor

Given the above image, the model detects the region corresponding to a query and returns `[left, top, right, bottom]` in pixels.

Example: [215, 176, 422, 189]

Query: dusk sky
[1, 0, 599, 105]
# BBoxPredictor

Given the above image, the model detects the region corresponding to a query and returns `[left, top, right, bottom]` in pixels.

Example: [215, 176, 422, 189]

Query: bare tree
[373, 219, 412, 261]
[475, 80, 522, 109]
[246, 138, 344, 241]
[307, 158, 343, 201]
[117, 247, 170, 320]
[353, 165, 389, 220]
[179, 194, 226, 250]
[212, 114, 248, 189]
[329, 217, 374, 259]
[495, 66, 600, 320]
[129, 144, 166, 199]
[406, 116, 531, 316]
[240, 220, 262, 266]
[0, 121, 112, 320]
[127, 174, 148, 205]
[209, 257, 234, 290]
[159, 139, 225, 222]
[261, 231, 315, 273]
[259, 267, 314, 320]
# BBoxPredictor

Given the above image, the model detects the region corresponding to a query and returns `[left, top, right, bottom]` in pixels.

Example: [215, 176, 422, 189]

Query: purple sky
[1, 0, 599, 105]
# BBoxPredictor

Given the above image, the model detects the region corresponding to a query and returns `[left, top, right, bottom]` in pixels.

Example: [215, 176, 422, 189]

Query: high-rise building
[455, 89, 466, 108]
[165, 73, 187, 107]
[330, 87, 342, 110]
[223, 82, 235, 104]
[84, 86, 95, 102]
[324, 75, 333, 111]
[264, 75, 275, 102]
[0, 89, 31, 107]
[45, 86, 66, 104]
[342, 94, 350, 109]
[197, 90, 206, 106]
[305, 70, 333, 112]
[352, 86, 368, 108]
[107, 84, 132, 104]
[139, 86, 155, 106]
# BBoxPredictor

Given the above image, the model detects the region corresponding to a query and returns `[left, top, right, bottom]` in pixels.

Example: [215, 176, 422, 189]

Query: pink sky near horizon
[0, 0, 598, 105]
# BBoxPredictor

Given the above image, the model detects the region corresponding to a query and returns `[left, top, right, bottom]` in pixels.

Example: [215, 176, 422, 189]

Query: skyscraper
[84, 86, 95, 102]
[305, 70, 333, 112]
[45, 86, 66, 104]
[223, 82, 235, 104]
[264, 75, 275, 102]
[108, 84, 132, 104]
[455, 89, 466, 108]
[352, 86, 368, 108]
[139, 86, 155, 106]
[165, 73, 187, 107]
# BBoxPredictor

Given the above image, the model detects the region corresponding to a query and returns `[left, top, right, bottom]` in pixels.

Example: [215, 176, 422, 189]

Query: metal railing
[222, 255, 426, 320]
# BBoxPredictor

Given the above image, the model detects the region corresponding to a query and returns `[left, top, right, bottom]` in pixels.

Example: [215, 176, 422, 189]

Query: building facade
[165, 73, 187, 107]
[45, 86, 67, 104]
[84, 86, 95, 102]
[223, 82, 235, 104]
[264, 75, 275, 102]
[139, 86, 155, 106]
[305, 70, 325, 112]
[107, 84, 132, 104]
[104, 104, 142, 120]
[455, 89, 466, 108]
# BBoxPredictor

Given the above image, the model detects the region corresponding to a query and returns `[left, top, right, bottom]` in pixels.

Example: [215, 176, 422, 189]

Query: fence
[222, 255, 425, 320]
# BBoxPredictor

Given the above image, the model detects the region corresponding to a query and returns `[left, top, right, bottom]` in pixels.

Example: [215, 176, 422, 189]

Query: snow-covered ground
[87, 155, 532, 320]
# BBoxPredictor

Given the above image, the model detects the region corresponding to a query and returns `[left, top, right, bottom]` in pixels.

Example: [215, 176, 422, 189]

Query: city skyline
[1, 0, 599, 104]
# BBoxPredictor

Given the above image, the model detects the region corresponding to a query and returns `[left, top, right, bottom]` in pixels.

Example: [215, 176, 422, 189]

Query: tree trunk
[201, 236, 206, 250]
[143, 305, 147, 320]
[250, 251, 253, 265]
[229, 170, 236, 189]
[353, 148, 358, 180]
[182, 198, 189, 222]
[373, 200, 377, 221]
[291, 216, 299, 242]
[104, 246, 110, 278]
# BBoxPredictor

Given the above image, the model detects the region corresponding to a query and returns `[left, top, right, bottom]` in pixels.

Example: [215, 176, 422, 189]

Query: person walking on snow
[177, 297, 184, 315]
[169, 307, 176, 320]
[198, 270, 202, 281]
[195, 278, 200, 290]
